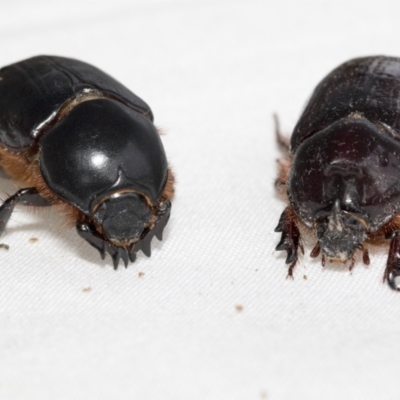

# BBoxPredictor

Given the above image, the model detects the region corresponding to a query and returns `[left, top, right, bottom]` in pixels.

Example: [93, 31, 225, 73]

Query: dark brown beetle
[275, 56, 400, 290]
[0, 56, 174, 268]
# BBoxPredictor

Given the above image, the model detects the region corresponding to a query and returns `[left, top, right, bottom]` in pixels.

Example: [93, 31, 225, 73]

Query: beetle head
[77, 197, 171, 269]
[315, 200, 367, 261]
[93, 193, 151, 246]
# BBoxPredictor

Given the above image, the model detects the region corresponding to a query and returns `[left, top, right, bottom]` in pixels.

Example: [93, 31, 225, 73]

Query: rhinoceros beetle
[0, 55, 174, 268]
[275, 56, 400, 290]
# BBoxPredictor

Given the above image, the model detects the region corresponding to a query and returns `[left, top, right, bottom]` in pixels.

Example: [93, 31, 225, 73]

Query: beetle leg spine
[275, 207, 302, 271]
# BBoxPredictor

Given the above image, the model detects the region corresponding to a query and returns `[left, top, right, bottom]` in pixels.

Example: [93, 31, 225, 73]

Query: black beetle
[0, 55, 174, 268]
[275, 56, 400, 290]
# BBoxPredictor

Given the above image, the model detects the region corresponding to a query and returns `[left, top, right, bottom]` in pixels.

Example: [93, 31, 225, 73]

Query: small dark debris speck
[0, 243, 9, 250]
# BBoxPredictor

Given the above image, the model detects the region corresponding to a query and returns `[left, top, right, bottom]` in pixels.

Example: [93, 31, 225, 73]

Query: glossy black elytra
[275, 56, 400, 290]
[0, 55, 174, 268]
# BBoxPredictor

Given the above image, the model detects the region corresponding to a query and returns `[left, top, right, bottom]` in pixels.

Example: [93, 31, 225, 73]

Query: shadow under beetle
[0, 55, 174, 268]
[275, 56, 400, 290]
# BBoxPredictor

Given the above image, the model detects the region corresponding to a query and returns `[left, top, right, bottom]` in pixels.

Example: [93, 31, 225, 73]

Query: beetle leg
[310, 243, 321, 258]
[286, 261, 296, 279]
[77, 221, 134, 269]
[348, 256, 356, 271]
[77, 221, 111, 260]
[133, 200, 171, 258]
[0, 188, 49, 236]
[135, 230, 152, 257]
[153, 202, 171, 241]
[363, 248, 370, 265]
[275, 207, 301, 275]
[384, 231, 400, 290]
[357, 244, 370, 265]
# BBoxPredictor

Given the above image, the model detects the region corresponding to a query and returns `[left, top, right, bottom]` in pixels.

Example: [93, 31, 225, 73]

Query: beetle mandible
[275, 56, 400, 290]
[0, 55, 174, 268]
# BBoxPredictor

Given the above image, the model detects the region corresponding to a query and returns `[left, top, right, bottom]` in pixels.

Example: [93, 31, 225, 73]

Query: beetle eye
[158, 202, 167, 212]
[94, 202, 107, 223]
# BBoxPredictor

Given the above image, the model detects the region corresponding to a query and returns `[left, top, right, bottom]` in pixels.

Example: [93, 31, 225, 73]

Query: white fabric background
[1, 1, 400, 399]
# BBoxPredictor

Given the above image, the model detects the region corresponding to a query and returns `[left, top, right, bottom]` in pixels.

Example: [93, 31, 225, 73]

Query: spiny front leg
[76, 221, 133, 269]
[384, 231, 400, 291]
[275, 207, 303, 278]
[0, 188, 49, 236]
